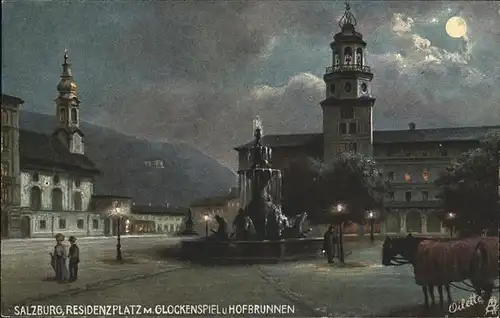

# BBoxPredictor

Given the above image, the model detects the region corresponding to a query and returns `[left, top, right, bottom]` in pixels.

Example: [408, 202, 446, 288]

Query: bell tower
[54, 49, 85, 155]
[320, 1, 375, 163]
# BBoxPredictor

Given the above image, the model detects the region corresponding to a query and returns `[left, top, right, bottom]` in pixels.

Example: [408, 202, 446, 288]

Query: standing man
[68, 236, 80, 282]
[323, 225, 336, 264]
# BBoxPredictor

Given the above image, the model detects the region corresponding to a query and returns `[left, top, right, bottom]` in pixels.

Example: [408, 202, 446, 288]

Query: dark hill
[19, 111, 236, 207]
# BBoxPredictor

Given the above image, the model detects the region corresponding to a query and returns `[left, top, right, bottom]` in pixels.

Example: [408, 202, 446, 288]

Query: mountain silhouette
[19, 111, 237, 207]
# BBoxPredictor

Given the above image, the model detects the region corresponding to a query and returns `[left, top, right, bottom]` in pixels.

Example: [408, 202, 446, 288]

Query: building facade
[1, 94, 24, 238]
[189, 188, 239, 236]
[127, 204, 185, 235]
[235, 4, 500, 236]
[15, 51, 105, 238]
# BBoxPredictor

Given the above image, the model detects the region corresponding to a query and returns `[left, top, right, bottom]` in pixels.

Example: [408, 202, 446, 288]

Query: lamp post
[330, 203, 348, 263]
[115, 206, 123, 261]
[366, 210, 376, 243]
[445, 212, 456, 238]
[203, 214, 210, 237]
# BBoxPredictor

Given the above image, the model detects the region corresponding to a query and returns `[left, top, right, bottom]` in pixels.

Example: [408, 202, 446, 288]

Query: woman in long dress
[50, 233, 69, 282]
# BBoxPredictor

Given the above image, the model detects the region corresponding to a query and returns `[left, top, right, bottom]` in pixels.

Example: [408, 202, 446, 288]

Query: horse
[382, 234, 499, 307]
[469, 237, 499, 304]
[382, 234, 453, 307]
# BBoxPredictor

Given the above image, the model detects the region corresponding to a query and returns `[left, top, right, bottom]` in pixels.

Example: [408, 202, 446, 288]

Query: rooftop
[1, 93, 24, 105]
[234, 125, 500, 150]
[19, 129, 100, 175]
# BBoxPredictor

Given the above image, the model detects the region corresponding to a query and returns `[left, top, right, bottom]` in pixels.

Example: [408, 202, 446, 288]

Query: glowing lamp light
[336, 203, 345, 213]
[368, 211, 374, 219]
[203, 214, 210, 221]
[447, 212, 456, 220]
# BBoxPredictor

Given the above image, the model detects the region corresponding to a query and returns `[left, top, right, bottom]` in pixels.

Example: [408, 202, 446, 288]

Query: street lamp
[445, 212, 456, 238]
[203, 213, 210, 237]
[366, 210, 376, 243]
[115, 206, 123, 261]
[330, 203, 348, 263]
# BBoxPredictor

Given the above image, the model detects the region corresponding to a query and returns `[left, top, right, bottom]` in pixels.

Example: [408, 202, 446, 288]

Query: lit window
[422, 171, 430, 182]
[339, 143, 347, 153]
[404, 173, 412, 182]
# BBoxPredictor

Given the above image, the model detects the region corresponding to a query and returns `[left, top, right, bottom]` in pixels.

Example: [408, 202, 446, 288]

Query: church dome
[57, 79, 77, 93]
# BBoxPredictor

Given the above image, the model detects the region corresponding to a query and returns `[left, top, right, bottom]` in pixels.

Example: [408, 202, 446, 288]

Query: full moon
[445, 16, 467, 38]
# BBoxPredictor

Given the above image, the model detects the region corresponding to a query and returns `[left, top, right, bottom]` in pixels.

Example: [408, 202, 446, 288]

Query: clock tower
[320, 2, 375, 163]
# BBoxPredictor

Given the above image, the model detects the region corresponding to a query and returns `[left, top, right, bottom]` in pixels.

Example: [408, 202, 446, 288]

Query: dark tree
[282, 152, 387, 262]
[435, 132, 500, 235]
[282, 157, 326, 219]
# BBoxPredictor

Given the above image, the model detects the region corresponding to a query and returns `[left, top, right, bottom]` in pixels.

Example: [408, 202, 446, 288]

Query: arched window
[356, 48, 363, 66]
[51, 188, 63, 211]
[334, 49, 340, 66]
[60, 108, 66, 122]
[406, 211, 422, 233]
[71, 108, 78, 123]
[344, 47, 353, 65]
[74, 191, 82, 211]
[30, 187, 42, 210]
[426, 213, 441, 233]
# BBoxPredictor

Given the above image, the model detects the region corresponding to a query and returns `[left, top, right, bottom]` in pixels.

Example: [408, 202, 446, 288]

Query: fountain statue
[237, 127, 309, 240]
[180, 125, 322, 264]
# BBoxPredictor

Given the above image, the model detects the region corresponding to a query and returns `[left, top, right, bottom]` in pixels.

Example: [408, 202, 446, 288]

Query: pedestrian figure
[50, 233, 69, 283]
[323, 225, 336, 264]
[68, 236, 80, 282]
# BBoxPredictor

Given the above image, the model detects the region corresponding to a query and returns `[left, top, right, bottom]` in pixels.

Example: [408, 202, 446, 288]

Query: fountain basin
[180, 237, 324, 264]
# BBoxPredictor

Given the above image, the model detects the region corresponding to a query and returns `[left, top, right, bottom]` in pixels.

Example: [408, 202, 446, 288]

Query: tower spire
[61, 48, 72, 78]
[339, 1, 357, 29]
[58, 49, 76, 93]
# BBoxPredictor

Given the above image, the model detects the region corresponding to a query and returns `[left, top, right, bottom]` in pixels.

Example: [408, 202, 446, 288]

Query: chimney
[408, 122, 416, 131]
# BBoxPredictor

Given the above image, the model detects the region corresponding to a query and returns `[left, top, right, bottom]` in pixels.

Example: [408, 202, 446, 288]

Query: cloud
[391, 13, 415, 35]
[2, 1, 499, 169]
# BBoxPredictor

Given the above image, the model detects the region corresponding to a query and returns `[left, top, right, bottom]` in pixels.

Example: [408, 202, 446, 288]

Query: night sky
[2, 1, 499, 168]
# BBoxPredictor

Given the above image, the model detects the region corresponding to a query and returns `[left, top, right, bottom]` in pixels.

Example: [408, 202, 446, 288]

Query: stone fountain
[180, 128, 323, 264]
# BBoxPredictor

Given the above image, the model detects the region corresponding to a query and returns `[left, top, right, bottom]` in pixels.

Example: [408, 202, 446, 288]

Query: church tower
[320, 2, 375, 163]
[54, 50, 85, 155]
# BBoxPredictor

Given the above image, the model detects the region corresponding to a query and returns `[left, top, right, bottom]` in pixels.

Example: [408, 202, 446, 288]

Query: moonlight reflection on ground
[446, 16, 467, 38]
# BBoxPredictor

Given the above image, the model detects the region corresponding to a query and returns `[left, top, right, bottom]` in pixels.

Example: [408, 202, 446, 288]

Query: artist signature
[445, 294, 499, 317]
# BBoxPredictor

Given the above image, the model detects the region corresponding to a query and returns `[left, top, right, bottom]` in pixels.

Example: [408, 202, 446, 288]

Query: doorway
[20, 216, 31, 238]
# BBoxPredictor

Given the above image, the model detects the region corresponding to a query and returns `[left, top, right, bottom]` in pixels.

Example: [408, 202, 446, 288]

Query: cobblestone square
[1, 237, 487, 317]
